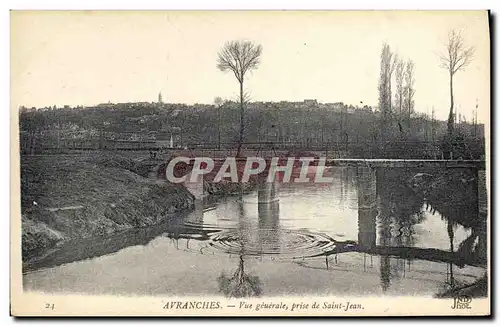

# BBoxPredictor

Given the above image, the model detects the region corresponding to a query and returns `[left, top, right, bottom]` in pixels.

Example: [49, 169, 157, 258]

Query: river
[23, 167, 487, 297]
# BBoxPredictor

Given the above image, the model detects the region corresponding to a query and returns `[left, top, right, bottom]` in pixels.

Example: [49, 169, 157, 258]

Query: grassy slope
[20, 152, 194, 261]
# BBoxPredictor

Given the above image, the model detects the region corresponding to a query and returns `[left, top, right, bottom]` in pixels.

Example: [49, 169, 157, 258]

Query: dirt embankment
[20, 152, 195, 261]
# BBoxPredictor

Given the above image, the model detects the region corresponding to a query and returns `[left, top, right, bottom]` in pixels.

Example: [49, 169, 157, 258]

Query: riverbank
[403, 167, 484, 229]
[436, 273, 488, 298]
[20, 152, 195, 263]
[379, 167, 487, 267]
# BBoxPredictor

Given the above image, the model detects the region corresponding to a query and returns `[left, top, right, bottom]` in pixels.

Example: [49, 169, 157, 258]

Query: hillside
[20, 152, 195, 262]
[19, 101, 485, 152]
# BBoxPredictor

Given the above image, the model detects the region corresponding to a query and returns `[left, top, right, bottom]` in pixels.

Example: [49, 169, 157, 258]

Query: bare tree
[439, 29, 475, 135]
[217, 40, 263, 157]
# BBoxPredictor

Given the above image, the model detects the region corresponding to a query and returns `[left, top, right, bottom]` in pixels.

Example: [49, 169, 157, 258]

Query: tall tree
[439, 29, 475, 135]
[378, 43, 394, 118]
[394, 57, 405, 117]
[403, 59, 416, 129]
[217, 40, 263, 157]
[388, 54, 397, 113]
[378, 43, 396, 141]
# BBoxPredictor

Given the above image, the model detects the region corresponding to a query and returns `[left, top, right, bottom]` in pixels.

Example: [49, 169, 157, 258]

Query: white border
[3, 1, 498, 324]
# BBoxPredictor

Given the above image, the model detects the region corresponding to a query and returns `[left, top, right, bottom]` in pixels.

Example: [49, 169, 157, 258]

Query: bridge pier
[185, 199, 204, 225]
[357, 167, 377, 209]
[357, 166, 378, 250]
[258, 181, 279, 203]
[358, 207, 378, 251]
[182, 171, 205, 200]
[258, 199, 281, 252]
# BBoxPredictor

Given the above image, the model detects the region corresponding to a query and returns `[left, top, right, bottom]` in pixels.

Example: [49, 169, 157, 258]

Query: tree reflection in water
[446, 219, 457, 287]
[215, 169, 487, 297]
[424, 169, 487, 296]
[217, 193, 263, 298]
[377, 168, 487, 297]
[377, 169, 426, 292]
[217, 255, 263, 298]
[429, 202, 487, 296]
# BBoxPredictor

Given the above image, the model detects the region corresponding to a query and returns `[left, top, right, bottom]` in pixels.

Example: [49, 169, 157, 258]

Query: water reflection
[375, 168, 487, 296]
[217, 255, 263, 298]
[376, 169, 426, 292]
[258, 201, 281, 253]
[427, 199, 487, 296]
[22, 203, 221, 272]
[217, 185, 281, 297]
[23, 167, 488, 298]
[358, 208, 377, 250]
[217, 193, 265, 298]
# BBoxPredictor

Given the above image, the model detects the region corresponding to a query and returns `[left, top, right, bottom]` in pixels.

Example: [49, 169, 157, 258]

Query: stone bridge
[152, 157, 487, 268]
[153, 158, 486, 214]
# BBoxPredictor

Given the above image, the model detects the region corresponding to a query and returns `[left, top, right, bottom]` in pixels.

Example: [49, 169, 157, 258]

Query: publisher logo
[451, 295, 472, 309]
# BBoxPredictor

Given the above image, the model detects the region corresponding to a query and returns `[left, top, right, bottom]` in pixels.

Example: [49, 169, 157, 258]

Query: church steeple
[158, 92, 163, 104]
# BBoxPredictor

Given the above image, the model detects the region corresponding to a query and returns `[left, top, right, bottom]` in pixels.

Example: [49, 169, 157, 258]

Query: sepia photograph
[10, 10, 490, 316]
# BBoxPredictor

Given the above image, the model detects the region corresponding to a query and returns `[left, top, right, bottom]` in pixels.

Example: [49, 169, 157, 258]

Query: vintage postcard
[10, 10, 490, 316]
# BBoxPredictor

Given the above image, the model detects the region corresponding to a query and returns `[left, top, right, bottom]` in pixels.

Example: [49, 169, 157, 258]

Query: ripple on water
[206, 229, 338, 260]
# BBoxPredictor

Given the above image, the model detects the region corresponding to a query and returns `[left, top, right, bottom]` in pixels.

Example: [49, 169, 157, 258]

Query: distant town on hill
[18, 97, 484, 159]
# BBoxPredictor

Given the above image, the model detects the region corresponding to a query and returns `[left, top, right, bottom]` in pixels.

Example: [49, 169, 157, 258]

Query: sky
[11, 11, 490, 122]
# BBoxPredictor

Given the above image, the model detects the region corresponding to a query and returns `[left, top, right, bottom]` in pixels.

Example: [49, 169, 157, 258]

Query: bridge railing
[20, 134, 485, 160]
[185, 140, 485, 160]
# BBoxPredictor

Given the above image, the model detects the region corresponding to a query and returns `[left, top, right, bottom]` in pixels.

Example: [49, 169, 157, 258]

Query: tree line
[18, 29, 482, 159]
[375, 29, 476, 155]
